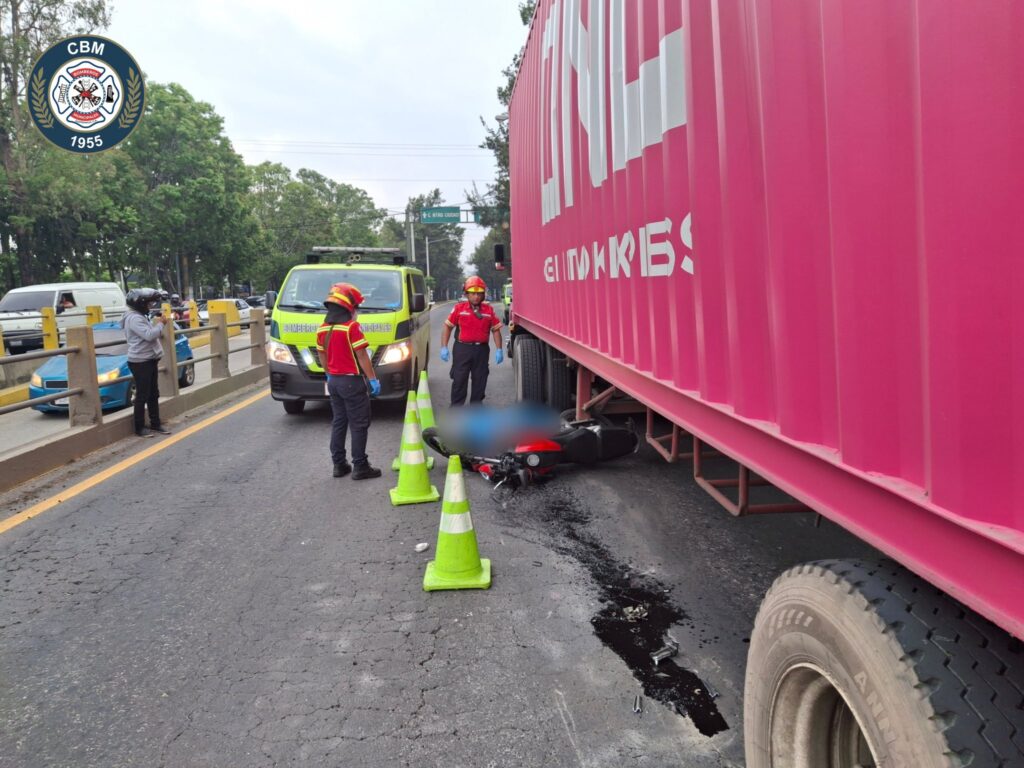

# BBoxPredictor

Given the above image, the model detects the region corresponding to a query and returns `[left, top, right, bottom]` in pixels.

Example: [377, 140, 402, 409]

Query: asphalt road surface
[0, 303, 876, 767]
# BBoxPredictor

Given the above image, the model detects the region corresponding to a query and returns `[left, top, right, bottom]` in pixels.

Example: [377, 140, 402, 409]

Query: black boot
[352, 463, 381, 480]
[333, 462, 352, 478]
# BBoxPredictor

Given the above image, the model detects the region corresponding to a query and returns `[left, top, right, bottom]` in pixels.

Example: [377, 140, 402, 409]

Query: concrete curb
[0, 365, 268, 495]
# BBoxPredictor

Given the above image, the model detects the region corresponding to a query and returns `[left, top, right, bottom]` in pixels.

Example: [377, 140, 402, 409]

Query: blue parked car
[29, 321, 195, 413]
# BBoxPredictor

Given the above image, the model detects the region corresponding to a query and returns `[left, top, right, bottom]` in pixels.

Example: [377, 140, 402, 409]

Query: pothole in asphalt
[499, 486, 729, 737]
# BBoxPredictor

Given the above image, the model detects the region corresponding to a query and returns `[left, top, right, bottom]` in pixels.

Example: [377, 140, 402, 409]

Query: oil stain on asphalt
[499, 486, 729, 737]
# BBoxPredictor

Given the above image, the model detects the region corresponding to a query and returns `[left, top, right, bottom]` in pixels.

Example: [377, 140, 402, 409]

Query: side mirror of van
[264, 290, 277, 310]
[55, 304, 65, 315]
[411, 293, 426, 313]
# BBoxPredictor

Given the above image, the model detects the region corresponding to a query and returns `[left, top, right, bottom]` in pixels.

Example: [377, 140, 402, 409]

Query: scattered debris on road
[623, 604, 648, 622]
[651, 635, 680, 666]
[414, 542, 429, 552]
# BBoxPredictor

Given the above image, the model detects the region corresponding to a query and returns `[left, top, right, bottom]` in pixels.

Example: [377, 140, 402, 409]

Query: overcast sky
[107, 0, 531, 259]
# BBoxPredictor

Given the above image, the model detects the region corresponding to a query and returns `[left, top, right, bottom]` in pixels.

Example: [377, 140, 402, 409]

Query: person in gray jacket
[121, 288, 170, 437]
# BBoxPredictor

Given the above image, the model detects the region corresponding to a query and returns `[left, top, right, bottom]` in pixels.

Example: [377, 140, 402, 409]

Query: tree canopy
[465, 1, 534, 286]
[0, 0, 514, 300]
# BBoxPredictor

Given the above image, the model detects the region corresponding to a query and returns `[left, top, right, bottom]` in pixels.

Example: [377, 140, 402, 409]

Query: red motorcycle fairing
[512, 439, 562, 453]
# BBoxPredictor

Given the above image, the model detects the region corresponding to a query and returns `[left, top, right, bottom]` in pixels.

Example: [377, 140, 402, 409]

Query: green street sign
[421, 207, 461, 224]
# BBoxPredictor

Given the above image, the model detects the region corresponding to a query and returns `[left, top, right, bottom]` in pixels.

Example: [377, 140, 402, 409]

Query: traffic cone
[389, 392, 440, 506]
[416, 370, 436, 430]
[423, 455, 492, 591]
[392, 389, 434, 471]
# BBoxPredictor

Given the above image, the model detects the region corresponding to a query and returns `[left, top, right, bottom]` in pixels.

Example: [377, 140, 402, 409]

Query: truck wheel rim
[769, 664, 879, 768]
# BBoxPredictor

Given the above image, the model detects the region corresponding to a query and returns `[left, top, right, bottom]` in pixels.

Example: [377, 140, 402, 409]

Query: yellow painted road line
[0, 389, 270, 536]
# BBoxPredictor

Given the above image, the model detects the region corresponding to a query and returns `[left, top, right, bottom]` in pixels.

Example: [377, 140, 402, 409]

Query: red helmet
[325, 282, 364, 309]
[463, 276, 486, 294]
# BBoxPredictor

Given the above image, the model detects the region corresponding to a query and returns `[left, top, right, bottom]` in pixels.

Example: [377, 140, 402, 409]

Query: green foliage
[465, 1, 533, 290]
[0, 0, 112, 286]
[248, 164, 387, 293]
[0, 1, 405, 298]
[380, 189, 465, 301]
[470, 228, 512, 295]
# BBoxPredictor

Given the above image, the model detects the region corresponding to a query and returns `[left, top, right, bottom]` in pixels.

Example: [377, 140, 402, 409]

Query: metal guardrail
[0, 309, 267, 425]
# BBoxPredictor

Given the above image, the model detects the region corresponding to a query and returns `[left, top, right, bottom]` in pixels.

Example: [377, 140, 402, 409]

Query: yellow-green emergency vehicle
[502, 280, 512, 323]
[266, 248, 430, 414]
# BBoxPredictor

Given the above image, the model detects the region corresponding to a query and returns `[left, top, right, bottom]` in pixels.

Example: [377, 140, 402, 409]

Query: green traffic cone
[389, 392, 440, 506]
[416, 370, 436, 430]
[423, 455, 491, 591]
[392, 389, 434, 470]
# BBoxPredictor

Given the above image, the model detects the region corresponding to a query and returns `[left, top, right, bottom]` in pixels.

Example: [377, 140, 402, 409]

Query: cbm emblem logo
[29, 36, 144, 153]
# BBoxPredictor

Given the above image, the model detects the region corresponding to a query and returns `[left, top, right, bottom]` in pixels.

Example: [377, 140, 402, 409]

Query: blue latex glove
[369, 379, 381, 397]
[440, 347, 450, 363]
[495, 349, 504, 365]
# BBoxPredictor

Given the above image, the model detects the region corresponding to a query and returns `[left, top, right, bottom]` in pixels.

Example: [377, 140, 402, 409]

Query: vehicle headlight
[267, 339, 297, 365]
[379, 340, 411, 365]
[30, 373, 42, 387]
[97, 369, 121, 384]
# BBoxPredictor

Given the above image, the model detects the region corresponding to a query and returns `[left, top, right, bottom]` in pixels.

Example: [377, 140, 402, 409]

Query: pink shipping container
[507, 1, 1024, 764]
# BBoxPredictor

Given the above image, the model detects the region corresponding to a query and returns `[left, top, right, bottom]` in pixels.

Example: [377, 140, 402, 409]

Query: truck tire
[513, 337, 544, 403]
[282, 399, 305, 415]
[543, 343, 573, 412]
[745, 559, 1024, 768]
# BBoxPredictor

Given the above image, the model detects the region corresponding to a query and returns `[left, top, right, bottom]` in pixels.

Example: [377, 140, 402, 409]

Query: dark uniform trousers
[127, 358, 161, 432]
[328, 375, 371, 466]
[450, 341, 490, 406]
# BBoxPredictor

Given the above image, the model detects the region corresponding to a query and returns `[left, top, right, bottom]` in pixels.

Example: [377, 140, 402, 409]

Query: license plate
[10, 339, 22, 347]
[54, 397, 68, 406]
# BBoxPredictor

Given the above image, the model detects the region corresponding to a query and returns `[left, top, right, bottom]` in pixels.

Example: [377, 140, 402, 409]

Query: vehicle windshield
[278, 269, 402, 313]
[0, 290, 55, 312]
[94, 328, 129, 356]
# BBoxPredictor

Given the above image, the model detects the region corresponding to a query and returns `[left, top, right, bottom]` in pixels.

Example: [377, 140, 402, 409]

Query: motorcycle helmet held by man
[126, 288, 162, 313]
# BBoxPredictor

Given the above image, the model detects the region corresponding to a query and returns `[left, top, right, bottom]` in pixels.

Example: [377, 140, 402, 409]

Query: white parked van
[0, 282, 126, 353]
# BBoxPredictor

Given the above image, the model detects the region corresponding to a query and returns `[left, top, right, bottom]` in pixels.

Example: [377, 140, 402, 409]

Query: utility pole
[425, 236, 457, 302]
[406, 205, 416, 264]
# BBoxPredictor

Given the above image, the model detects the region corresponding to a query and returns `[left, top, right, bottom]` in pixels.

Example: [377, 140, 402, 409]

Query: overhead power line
[235, 139, 486, 149]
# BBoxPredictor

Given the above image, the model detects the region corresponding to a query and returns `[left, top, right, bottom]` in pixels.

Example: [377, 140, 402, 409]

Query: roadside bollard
[189, 299, 199, 329]
[41, 307, 59, 350]
[66, 325, 103, 427]
[0, 323, 5, 357]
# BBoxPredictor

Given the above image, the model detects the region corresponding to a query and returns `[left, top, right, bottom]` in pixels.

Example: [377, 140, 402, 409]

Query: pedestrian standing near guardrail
[121, 288, 170, 438]
[316, 282, 382, 480]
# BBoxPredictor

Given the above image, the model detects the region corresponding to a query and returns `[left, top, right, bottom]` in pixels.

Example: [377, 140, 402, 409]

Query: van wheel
[123, 383, 135, 410]
[544, 344, 573, 412]
[178, 362, 195, 388]
[745, 559, 1024, 768]
[283, 399, 305, 415]
[513, 337, 544, 403]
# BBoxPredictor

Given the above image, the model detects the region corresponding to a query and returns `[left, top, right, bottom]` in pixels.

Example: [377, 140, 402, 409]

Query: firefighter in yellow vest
[316, 283, 382, 479]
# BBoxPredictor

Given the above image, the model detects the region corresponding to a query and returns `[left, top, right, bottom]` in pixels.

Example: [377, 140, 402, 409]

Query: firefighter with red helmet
[316, 282, 382, 479]
[439, 275, 504, 406]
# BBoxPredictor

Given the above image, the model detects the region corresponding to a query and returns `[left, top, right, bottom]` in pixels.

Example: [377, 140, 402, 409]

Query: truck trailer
[507, 1, 1024, 765]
